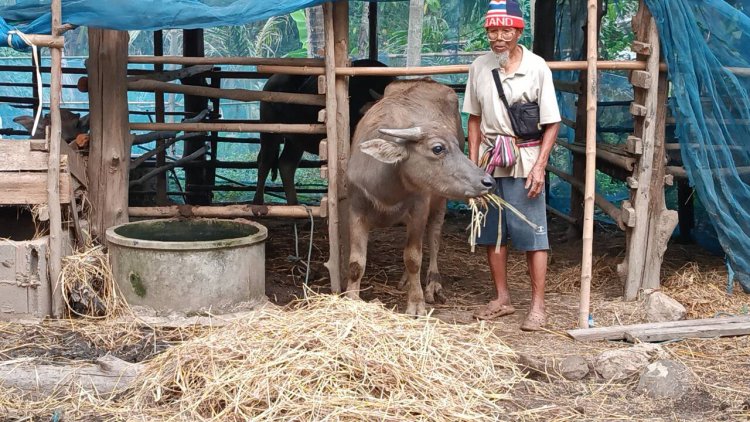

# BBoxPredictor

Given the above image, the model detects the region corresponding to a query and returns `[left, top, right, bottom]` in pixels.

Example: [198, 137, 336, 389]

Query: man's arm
[468, 114, 482, 165]
[525, 121, 560, 198]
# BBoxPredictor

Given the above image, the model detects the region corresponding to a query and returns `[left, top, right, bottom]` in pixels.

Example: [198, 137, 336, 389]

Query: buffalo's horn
[369, 88, 383, 100]
[378, 127, 423, 141]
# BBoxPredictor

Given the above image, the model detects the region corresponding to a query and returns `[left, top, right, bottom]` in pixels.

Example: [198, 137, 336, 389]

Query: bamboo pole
[579, 0, 599, 329]
[127, 56, 324, 67]
[128, 79, 326, 106]
[129, 204, 325, 219]
[47, 0, 64, 318]
[323, 2, 342, 293]
[129, 122, 326, 134]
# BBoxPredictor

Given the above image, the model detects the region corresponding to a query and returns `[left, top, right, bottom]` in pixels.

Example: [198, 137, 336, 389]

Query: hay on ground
[59, 245, 127, 319]
[125, 294, 522, 421]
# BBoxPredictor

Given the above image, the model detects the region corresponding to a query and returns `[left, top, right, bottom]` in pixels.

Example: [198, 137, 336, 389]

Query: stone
[595, 343, 667, 381]
[636, 359, 692, 399]
[559, 355, 590, 380]
[645, 291, 687, 322]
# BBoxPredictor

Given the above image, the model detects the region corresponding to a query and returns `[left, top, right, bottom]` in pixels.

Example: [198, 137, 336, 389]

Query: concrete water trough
[106, 218, 267, 313]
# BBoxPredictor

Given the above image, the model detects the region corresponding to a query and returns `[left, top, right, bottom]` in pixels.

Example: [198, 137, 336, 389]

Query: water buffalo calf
[346, 79, 495, 315]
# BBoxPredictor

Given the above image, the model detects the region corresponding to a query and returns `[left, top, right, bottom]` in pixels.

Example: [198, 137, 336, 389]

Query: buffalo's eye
[431, 145, 445, 155]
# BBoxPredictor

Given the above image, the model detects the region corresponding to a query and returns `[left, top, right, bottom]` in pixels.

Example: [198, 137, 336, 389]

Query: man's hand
[525, 164, 545, 198]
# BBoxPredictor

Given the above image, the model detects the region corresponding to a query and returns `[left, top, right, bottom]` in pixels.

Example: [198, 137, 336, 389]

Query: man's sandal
[473, 303, 516, 321]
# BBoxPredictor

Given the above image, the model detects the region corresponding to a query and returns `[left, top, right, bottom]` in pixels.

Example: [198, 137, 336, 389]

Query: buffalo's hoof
[424, 281, 446, 304]
[405, 300, 426, 317]
[345, 289, 361, 300]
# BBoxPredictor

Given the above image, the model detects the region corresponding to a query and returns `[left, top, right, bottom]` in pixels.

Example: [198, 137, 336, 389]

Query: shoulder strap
[491, 68, 511, 110]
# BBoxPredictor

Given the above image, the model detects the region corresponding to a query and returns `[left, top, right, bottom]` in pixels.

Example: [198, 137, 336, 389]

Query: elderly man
[463, 0, 561, 331]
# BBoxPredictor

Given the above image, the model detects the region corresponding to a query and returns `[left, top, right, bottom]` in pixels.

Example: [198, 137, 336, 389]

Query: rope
[7, 29, 43, 138]
[291, 206, 315, 299]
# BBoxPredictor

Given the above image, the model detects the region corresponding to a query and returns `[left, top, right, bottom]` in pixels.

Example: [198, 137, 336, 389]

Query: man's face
[486, 26, 521, 54]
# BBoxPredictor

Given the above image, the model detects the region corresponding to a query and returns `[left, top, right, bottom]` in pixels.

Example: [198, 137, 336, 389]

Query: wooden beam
[128, 56, 324, 67]
[87, 29, 131, 238]
[129, 204, 325, 219]
[128, 78, 326, 106]
[0, 172, 70, 205]
[368, 2, 378, 61]
[623, 4, 678, 300]
[129, 122, 326, 134]
[547, 165, 622, 228]
[567, 315, 750, 341]
[625, 322, 750, 343]
[47, 0, 65, 319]
[330, 60, 667, 76]
[546, 204, 577, 225]
[556, 140, 636, 171]
[323, 2, 343, 293]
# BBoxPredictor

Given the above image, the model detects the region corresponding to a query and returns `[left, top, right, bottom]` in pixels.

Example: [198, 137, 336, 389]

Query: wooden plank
[630, 70, 651, 89]
[625, 322, 750, 343]
[129, 204, 323, 219]
[629, 103, 647, 117]
[567, 316, 750, 341]
[0, 172, 70, 205]
[625, 135, 643, 155]
[60, 140, 87, 188]
[0, 140, 66, 171]
[631, 41, 652, 56]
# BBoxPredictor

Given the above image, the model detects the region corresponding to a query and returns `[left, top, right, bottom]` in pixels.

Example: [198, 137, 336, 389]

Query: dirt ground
[262, 210, 750, 421]
[1, 211, 748, 420]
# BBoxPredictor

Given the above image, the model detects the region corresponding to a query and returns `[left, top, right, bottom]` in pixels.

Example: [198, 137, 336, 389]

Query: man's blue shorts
[475, 177, 549, 252]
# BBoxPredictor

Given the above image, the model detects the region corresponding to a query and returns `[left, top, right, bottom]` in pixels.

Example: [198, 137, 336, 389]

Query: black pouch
[491, 68, 543, 141]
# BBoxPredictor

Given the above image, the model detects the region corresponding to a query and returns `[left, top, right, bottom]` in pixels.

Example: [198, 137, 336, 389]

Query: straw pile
[662, 262, 750, 319]
[124, 294, 521, 421]
[59, 245, 126, 319]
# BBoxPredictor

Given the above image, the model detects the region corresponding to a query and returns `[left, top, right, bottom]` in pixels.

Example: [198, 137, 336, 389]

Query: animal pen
[0, 0, 749, 420]
[1, 0, 746, 324]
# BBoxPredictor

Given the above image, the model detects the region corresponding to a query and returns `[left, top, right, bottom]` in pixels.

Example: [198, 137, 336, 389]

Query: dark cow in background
[254, 59, 395, 205]
[346, 79, 495, 315]
[13, 109, 89, 143]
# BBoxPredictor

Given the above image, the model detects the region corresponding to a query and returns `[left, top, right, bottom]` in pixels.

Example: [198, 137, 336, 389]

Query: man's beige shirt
[463, 45, 561, 178]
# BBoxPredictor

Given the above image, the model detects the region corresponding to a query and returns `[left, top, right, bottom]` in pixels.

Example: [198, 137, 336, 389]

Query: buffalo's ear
[13, 115, 34, 132]
[360, 138, 407, 164]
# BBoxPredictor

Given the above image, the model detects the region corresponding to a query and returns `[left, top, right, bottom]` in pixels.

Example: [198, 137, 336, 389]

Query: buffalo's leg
[345, 211, 370, 299]
[253, 134, 280, 205]
[404, 214, 428, 316]
[424, 199, 446, 304]
[278, 142, 305, 205]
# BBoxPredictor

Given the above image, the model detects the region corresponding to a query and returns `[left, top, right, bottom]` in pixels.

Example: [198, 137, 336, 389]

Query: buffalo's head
[360, 125, 494, 199]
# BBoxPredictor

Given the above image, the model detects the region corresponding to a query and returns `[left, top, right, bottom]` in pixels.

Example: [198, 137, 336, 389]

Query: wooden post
[182, 29, 211, 205]
[47, 0, 64, 318]
[87, 29, 131, 238]
[154, 30, 168, 205]
[533, 0, 557, 61]
[579, 0, 599, 329]
[368, 2, 378, 61]
[406, 0, 425, 67]
[621, 1, 677, 299]
[322, 1, 350, 293]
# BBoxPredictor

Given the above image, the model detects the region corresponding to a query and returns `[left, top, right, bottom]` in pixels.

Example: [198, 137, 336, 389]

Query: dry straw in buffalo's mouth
[125, 294, 522, 421]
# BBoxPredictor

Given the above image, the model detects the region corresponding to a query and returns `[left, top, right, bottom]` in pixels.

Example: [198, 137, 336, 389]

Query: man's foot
[520, 310, 546, 331]
[473, 301, 515, 321]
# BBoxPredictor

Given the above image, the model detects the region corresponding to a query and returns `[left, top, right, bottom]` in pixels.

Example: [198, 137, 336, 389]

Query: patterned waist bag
[479, 135, 540, 175]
